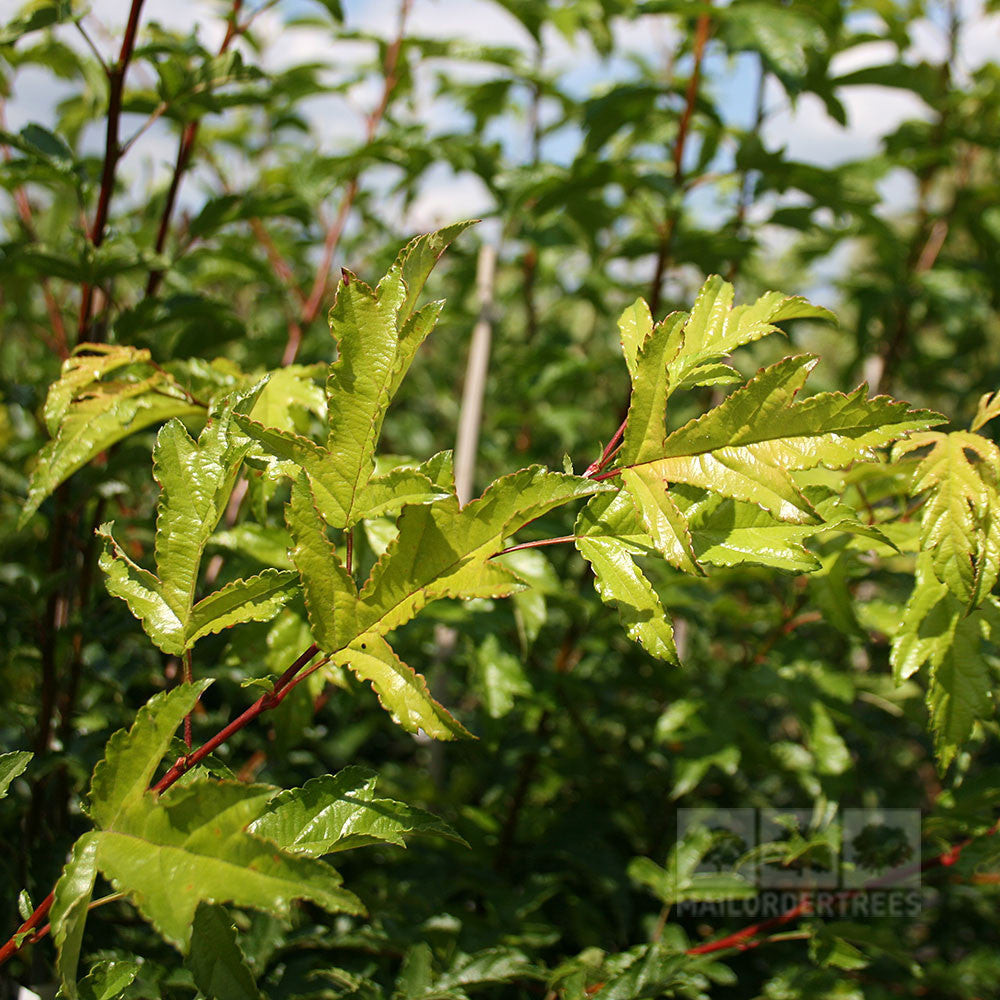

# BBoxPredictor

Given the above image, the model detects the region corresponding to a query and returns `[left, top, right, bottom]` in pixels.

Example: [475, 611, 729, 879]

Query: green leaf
[78, 687, 363, 952]
[51, 834, 99, 998]
[356, 467, 605, 639]
[90, 779, 363, 951]
[721, 3, 825, 78]
[77, 959, 141, 1000]
[22, 345, 204, 524]
[394, 220, 477, 327]
[805, 701, 851, 776]
[321, 268, 409, 527]
[99, 392, 296, 653]
[890, 554, 958, 682]
[396, 942, 435, 997]
[624, 356, 939, 525]
[287, 467, 604, 736]
[628, 827, 755, 907]
[972, 389, 1000, 432]
[891, 555, 994, 768]
[334, 635, 472, 739]
[249, 363, 326, 432]
[620, 313, 685, 466]
[576, 491, 677, 663]
[0, 750, 31, 798]
[185, 568, 299, 647]
[657, 276, 835, 397]
[187, 903, 262, 1000]
[894, 430, 1000, 604]
[0, 0, 74, 46]
[249, 766, 466, 855]
[87, 680, 212, 829]
[284, 474, 467, 738]
[284, 473, 359, 652]
[617, 297, 653, 381]
[683, 489, 886, 572]
[927, 611, 992, 770]
[590, 942, 689, 1000]
[433, 948, 539, 991]
[622, 469, 702, 575]
[78, 958, 140, 1000]
[239, 225, 471, 531]
[474, 634, 533, 717]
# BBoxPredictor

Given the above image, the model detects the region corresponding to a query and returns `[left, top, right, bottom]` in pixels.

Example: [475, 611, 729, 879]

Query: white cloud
[401, 163, 494, 231]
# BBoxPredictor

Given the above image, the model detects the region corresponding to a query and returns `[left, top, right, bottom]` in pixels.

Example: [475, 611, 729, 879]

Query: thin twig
[145, 0, 245, 298]
[280, 0, 414, 364]
[0, 104, 70, 358]
[493, 535, 577, 557]
[584, 416, 627, 477]
[648, 12, 712, 319]
[74, 18, 109, 70]
[77, 0, 147, 342]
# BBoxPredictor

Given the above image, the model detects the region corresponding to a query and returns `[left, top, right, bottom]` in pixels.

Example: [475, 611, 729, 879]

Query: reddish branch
[0, 642, 322, 967]
[584, 416, 627, 478]
[145, 0, 245, 299]
[279, 0, 413, 365]
[648, 12, 712, 319]
[77, 0, 147, 343]
[686, 818, 1000, 957]
[0, 106, 70, 357]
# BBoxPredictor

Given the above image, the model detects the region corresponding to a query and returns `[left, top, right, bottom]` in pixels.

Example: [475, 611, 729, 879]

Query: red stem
[0, 891, 55, 966]
[0, 642, 320, 967]
[152, 642, 318, 792]
[77, 0, 146, 343]
[686, 818, 1000, 957]
[584, 417, 627, 477]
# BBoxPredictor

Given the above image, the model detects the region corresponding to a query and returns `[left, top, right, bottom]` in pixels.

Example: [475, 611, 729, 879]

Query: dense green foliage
[2, 1, 1000, 998]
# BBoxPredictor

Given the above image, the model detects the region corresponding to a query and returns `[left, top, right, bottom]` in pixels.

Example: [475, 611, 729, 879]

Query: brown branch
[77, 0, 147, 343]
[648, 12, 712, 319]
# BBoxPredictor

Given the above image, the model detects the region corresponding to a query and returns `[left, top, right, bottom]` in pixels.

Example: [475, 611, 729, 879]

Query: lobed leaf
[23, 354, 203, 524]
[575, 492, 678, 663]
[894, 430, 1000, 605]
[91, 780, 363, 950]
[972, 389, 1000, 433]
[185, 568, 298, 647]
[625, 356, 939, 525]
[332, 635, 472, 739]
[239, 223, 471, 531]
[250, 766, 465, 855]
[87, 680, 212, 830]
[287, 467, 605, 736]
[98, 389, 294, 653]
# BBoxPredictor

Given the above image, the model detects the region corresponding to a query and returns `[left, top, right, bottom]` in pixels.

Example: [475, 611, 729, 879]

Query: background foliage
[2, 0, 1000, 997]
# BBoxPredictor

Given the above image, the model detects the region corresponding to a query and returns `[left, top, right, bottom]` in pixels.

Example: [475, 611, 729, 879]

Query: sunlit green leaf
[250, 766, 465, 855]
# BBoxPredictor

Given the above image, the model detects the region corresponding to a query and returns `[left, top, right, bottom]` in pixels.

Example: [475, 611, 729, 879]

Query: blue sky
[4, 0, 999, 263]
